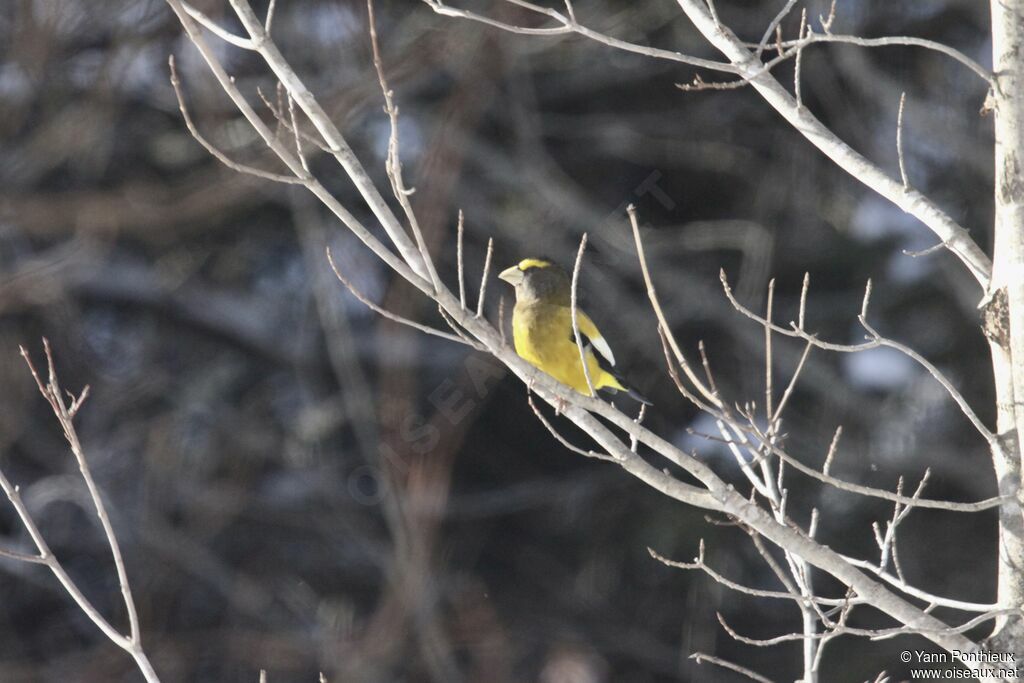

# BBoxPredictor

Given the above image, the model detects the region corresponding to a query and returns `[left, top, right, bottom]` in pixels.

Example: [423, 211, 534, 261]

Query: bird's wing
[572, 310, 616, 367]
[572, 309, 652, 404]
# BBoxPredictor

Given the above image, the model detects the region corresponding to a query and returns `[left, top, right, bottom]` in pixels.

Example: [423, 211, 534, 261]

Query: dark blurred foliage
[0, 0, 999, 681]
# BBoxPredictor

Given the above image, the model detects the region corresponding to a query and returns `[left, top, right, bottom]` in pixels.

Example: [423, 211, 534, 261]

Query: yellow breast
[511, 302, 618, 396]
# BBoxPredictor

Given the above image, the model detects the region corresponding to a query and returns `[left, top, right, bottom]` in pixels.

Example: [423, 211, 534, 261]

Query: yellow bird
[498, 258, 651, 404]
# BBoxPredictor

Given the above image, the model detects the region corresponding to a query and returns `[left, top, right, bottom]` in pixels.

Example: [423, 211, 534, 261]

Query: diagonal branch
[5, 341, 160, 682]
[164, 3, 1005, 667]
[674, 0, 991, 289]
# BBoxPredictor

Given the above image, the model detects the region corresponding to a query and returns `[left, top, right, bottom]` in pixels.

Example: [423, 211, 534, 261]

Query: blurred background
[0, 0, 1001, 680]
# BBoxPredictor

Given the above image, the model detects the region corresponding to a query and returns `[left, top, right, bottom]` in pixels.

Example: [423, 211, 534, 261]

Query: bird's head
[498, 257, 571, 304]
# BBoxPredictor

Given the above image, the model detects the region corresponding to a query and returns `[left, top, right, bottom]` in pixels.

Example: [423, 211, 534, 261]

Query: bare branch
[903, 241, 948, 258]
[673, 0, 991, 288]
[456, 209, 466, 309]
[264, 0, 277, 33]
[368, 0, 442, 292]
[764, 33, 994, 85]
[527, 393, 616, 462]
[475, 237, 494, 318]
[718, 609, 1017, 646]
[822, 426, 842, 477]
[0, 546, 47, 564]
[168, 56, 304, 185]
[225, 0, 433, 280]
[429, 0, 993, 286]
[326, 247, 480, 348]
[747, 422, 1002, 512]
[770, 340, 812, 428]
[629, 205, 719, 406]
[168, 2, 1006, 664]
[650, 544, 853, 607]
[793, 9, 807, 109]
[22, 342, 142, 643]
[256, 85, 332, 152]
[839, 554, 998, 613]
[897, 92, 910, 188]
[6, 343, 160, 682]
[181, 1, 254, 48]
[690, 652, 775, 683]
[287, 93, 310, 175]
[819, 0, 837, 33]
[764, 278, 775, 426]
[756, 0, 798, 58]
[720, 270, 998, 447]
[167, 0, 434, 295]
[422, 0, 736, 72]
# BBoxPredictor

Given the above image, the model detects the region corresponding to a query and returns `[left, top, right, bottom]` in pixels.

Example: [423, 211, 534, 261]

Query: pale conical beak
[498, 265, 523, 286]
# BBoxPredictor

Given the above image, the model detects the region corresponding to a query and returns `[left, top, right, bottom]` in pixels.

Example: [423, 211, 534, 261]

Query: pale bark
[987, 0, 1024, 657]
[672, 0, 992, 290]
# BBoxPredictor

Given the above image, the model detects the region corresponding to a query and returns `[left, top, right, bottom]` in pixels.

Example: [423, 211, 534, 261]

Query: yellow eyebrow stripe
[518, 258, 552, 270]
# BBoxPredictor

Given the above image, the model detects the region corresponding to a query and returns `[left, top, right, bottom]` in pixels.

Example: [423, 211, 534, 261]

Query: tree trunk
[987, 0, 1024, 657]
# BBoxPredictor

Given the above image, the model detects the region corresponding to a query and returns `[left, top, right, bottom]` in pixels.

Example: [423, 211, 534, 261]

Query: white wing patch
[573, 310, 617, 368]
[588, 334, 616, 367]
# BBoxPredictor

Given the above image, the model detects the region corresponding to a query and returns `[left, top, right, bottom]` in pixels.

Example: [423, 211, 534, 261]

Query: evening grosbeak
[498, 258, 651, 404]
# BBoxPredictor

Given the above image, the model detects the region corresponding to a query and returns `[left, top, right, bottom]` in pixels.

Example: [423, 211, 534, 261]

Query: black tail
[608, 367, 652, 406]
[624, 385, 653, 406]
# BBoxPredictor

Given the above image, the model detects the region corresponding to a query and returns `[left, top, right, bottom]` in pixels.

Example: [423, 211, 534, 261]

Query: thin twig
[819, 0, 837, 33]
[422, 0, 735, 71]
[288, 93, 310, 175]
[903, 241, 948, 258]
[897, 92, 909, 188]
[757, 0, 798, 58]
[256, 86, 333, 152]
[822, 426, 842, 477]
[690, 652, 775, 683]
[741, 419, 1002, 512]
[793, 9, 807, 109]
[798, 272, 809, 330]
[217, 0, 433, 280]
[878, 472, 929, 573]
[168, 56, 304, 184]
[181, 1, 255, 48]
[326, 247, 478, 347]
[675, 0, 991, 287]
[562, 0, 576, 25]
[629, 205, 719, 406]
[770, 340, 812, 427]
[571, 233, 596, 397]
[456, 210, 466, 309]
[264, 0, 277, 33]
[8, 342, 161, 682]
[0, 546, 47, 564]
[759, 32, 993, 85]
[438, 0, 993, 287]
[650, 545, 853, 606]
[368, 0, 441, 292]
[527, 393, 616, 462]
[720, 270, 998, 447]
[475, 238, 494, 318]
[22, 341, 142, 643]
[764, 279, 775, 427]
